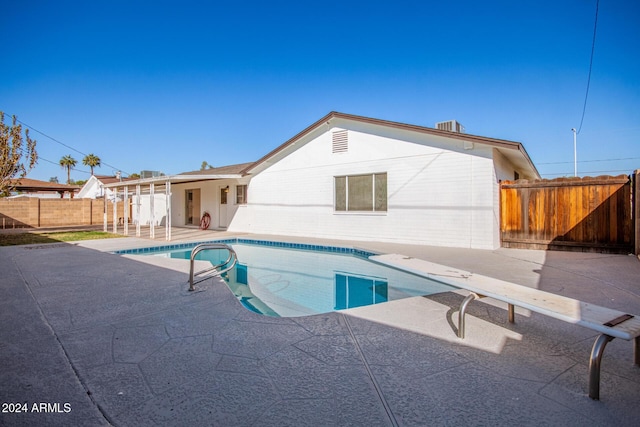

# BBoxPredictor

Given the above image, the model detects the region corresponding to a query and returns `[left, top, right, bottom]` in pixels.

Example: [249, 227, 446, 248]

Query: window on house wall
[334, 173, 387, 212]
[514, 171, 520, 180]
[236, 185, 247, 204]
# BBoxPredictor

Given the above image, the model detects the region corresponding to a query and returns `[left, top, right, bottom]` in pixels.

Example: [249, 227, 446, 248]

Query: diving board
[370, 253, 640, 400]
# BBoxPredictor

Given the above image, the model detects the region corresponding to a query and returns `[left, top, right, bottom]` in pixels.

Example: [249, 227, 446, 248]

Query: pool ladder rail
[188, 243, 238, 291]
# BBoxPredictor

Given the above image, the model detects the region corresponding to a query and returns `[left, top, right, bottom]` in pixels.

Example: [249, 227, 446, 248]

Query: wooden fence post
[635, 170, 639, 256]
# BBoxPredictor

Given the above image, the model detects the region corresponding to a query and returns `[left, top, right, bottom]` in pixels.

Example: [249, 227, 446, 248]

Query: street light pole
[571, 128, 577, 177]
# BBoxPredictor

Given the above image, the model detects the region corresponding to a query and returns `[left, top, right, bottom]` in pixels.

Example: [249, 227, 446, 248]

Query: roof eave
[242, 111, 336, 175]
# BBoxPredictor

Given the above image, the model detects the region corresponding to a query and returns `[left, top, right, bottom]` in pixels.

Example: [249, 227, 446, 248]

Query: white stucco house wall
[168, 164, 253, 229]
[103, 112, 539, 249]
[229, 112, 538, 249]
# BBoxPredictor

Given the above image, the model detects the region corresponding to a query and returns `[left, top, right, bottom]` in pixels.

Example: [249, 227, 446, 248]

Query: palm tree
[59, 155, 77, 184]
[82, 153, 101, 175]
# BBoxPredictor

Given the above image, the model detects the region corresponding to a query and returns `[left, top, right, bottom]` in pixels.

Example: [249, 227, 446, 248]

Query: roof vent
[332, 130, 348, 153]
[436, 120, 465, 133]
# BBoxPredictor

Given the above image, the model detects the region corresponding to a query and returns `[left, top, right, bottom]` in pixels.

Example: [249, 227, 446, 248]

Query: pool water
[123, 240, 454, 317]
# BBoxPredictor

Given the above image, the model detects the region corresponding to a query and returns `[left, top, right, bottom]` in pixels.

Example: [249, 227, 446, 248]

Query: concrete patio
[1, 231, 639, 426]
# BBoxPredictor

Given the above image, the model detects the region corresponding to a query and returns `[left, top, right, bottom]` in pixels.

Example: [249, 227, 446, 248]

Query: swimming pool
[115, 239, 455, 317]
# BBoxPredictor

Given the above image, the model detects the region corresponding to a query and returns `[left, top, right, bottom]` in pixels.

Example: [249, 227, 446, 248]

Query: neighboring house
[78, 174, 164, 225]
[77, 174, 133, 200]
[104, 112, 539, 249]
[7, 178, 80, 198]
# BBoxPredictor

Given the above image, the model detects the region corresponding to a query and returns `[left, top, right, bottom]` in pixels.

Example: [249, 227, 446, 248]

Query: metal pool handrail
[188, 243, 238, 291]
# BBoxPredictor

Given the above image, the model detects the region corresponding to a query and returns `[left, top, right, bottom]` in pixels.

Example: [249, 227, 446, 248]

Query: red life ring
[199, 212, 211, 230]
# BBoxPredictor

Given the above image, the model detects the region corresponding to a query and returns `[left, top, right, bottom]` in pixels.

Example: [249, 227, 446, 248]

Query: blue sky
[2, 0, 639, 182]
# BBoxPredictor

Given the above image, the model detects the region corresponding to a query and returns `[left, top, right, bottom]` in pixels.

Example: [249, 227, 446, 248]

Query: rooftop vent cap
[436, 120, 465, 133]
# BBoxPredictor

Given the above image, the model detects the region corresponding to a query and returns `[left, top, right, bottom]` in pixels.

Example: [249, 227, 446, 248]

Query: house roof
[242, 111, 540, 179]
[103, 112, 540, 188]
[9, 178, 80, 193]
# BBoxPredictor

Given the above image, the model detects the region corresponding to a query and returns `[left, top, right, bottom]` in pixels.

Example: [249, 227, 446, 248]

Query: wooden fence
[500, 174, 635, 254]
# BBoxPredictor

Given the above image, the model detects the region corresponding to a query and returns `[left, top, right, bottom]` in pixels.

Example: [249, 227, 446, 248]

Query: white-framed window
[236, 185, 247, 205]
[335, 173, 387, 212]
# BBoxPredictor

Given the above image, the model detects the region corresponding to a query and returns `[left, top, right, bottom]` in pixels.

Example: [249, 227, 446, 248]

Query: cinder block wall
[40, 199, 82, 226]
[0, 198, 38, 227]
[0, 198, 125, 228]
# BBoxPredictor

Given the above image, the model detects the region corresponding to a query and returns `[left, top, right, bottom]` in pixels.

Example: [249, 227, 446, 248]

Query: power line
[38, 156, 92, 176]
[9, 137, 95, 177]
[576, 0, 599, 135]
[538, 156, 640, 165]
[5, 113, 132, 176]
[541, 168, 632, 176]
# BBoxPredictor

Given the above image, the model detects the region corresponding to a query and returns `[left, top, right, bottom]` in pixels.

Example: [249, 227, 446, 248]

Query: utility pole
[571, 128, 577, 177]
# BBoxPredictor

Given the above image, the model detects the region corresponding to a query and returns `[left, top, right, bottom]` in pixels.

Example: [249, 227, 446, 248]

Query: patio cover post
[103, 191, 107, 232]
[166, 181, 171, 241]
[123, 186, 129, 236]
[112, 186, 118, 234]
[150, 183, 155, 239]
[136, 184, 141, 237]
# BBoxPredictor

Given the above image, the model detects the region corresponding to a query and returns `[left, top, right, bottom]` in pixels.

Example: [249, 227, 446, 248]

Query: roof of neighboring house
[242, 111, 540, 179]
[93, 175, 137, 185]
[76, 175, 140, 198]
[9, 178, 80, 193]
[180, 162, 255, 176]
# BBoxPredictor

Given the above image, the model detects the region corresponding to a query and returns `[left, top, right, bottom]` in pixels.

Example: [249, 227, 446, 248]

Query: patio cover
[101, 163, 251, 240]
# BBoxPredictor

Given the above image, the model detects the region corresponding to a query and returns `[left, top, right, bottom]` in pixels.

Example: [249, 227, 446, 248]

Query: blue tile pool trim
[112, 238, 379, 259]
